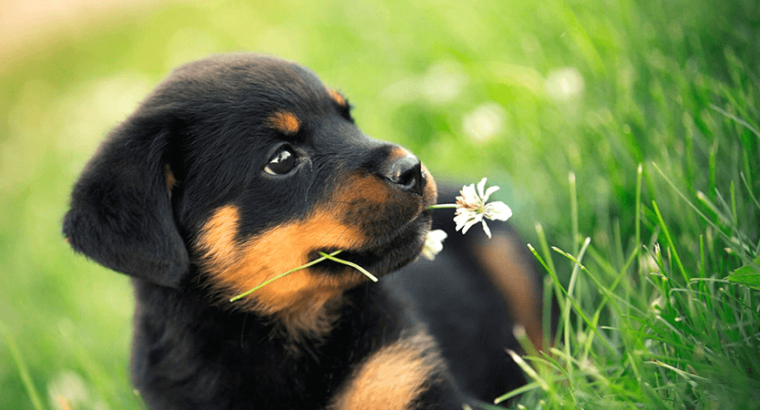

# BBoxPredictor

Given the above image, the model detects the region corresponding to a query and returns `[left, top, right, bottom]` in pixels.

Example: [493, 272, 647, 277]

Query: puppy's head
[64, 54, 437, 318]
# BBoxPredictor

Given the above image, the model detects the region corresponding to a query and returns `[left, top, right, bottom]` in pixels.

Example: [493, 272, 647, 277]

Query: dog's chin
[310, 211, 433, 279]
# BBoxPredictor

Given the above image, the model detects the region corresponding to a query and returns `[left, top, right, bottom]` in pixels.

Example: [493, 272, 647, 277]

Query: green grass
[1, 0, 759, 408]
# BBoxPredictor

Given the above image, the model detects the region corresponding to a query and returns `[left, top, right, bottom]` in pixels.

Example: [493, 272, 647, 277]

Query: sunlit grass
[515, 162, 760, 408]
[1, 0, 758, 408]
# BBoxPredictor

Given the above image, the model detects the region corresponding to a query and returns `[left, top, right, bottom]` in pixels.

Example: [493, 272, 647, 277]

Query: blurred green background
[1, 0, 759, 408]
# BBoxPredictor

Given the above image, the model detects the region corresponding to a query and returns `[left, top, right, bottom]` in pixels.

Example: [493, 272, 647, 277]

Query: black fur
[63, 53, 541, 409]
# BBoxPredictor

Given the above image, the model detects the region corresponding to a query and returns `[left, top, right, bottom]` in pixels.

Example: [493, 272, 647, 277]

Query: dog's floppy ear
[63, 113, 189, 288]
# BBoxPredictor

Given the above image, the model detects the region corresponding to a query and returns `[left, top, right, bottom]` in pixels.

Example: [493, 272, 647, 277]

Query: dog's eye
[265, 146, 298, 175]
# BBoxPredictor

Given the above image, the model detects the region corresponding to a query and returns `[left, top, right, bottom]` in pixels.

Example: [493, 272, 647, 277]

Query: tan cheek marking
[198, 206, 367, 338]
[338, 173, 392, 204]
[198, 205, 241, 271]
[475, 234, 545, 350]
[329, 89, 347, 107]
[229, 209, 366, 312]
[267, 111, 300, 134]
[329, 331, 442, 410]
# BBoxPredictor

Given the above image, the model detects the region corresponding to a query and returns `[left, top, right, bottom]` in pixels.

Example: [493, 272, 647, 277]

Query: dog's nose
[382, 154, 425, 196]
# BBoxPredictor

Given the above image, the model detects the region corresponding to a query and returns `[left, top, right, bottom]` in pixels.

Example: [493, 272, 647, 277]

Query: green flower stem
[427, 204, 457, 209]
[319, 252, 379, 282]
[230, 250, 343, 302]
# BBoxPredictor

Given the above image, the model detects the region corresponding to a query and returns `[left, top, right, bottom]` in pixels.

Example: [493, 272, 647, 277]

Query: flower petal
[429, 229, 448, 242]
[461, 220, 476, 234]
[481, 220, 492, 238]
[458, 182, 479, 207]
[453, 212, 471, 232]
[476, 177, 488, 199]
[456, 212, 482, 235]
[483, 185, 500, 202]
[484, 201, 513, 221]
[421, 229, 447, 260]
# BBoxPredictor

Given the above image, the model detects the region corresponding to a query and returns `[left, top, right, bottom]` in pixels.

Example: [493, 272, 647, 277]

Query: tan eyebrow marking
[329, 89, 347, 108]
[267, 111, 300, 135]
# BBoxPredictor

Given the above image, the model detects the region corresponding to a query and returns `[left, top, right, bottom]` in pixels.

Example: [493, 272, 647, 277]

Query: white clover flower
[453, 178, 513, 238]
[462, 102, 507, 143]
[544, 67, 584, 101]
[421, 229, 447, 260]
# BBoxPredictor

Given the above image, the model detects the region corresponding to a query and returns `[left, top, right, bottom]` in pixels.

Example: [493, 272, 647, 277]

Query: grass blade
[651, 200, 689, 285]
[319, 252, 379, 282]
[230, 250, 344, 301]
[569, 172, 579, 256]
[709, 103, 760, 139]
[493, 381, 543, 405]
[0, 321, 46, 410]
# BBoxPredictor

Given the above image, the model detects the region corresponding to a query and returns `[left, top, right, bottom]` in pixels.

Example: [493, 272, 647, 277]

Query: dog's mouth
[308, 209, 433, 279]
[305, 161, 438, 281]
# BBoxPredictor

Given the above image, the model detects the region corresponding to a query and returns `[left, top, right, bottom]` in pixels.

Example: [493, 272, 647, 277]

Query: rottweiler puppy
[63, 54, 545, 410]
